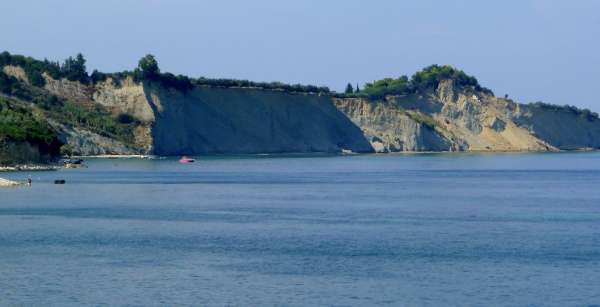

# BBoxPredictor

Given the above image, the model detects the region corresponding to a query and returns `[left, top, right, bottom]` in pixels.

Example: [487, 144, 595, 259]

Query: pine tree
[355, 83, 360, 93]
[137, 54, 160, 80]
[61, 53, 88, 83]
[345, 83, 354, 94]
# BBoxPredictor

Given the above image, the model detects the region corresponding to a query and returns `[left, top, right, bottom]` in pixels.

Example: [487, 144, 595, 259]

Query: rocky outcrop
[2, 65, 28, 82]
[333, 98, 450, 152]
[47, 120, 138, 156]
[34, 76, 154, 155]
[430, 80, 554, 151]
[514, 104, 600, 150]
[43, 74, 94, 104]
[8, 64, 600, 155]
[92, 78, 154, 153]
[93, 78, 155, 123]
[334, 80, 563, 152]
[0, 178, 21, 187]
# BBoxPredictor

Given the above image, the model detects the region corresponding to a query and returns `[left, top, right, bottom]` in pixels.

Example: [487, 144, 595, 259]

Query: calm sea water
[1, 153, 600, 306]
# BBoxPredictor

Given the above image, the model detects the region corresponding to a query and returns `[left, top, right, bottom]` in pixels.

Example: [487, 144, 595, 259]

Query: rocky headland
[1, 51, 599, 166]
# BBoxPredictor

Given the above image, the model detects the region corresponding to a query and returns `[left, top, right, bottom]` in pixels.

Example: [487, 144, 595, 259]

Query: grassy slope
[1, 68, 137, 146]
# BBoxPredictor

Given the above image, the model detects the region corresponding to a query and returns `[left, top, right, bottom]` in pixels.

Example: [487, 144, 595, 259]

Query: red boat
[179, 156, 195, 164]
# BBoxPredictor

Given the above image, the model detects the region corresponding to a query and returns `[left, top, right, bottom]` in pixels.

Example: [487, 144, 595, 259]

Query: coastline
[0, 165, 60, 172]
[71, 154, 156, 159]
[75, 149, 600, 160]
[2, 149, 598, 173]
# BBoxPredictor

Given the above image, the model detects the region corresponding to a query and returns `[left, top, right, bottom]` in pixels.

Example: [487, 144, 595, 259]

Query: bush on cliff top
[2, 51, 332, 95]
[344, 65, 494, 100]
[528, 101, 599, 121]
[0, 51, 89, 86]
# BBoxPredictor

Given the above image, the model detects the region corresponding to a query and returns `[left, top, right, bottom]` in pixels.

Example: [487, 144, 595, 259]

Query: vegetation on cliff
[0, 51, 89, 86]
[78, 52, 331, 95]
[131, 54, 331, 94]
[0, 96, 62, 159]
[527, 101, 599, 121]
[0, 68, 136, 145]
[344, 65, 494, 100]
[1, 51, 331, 95]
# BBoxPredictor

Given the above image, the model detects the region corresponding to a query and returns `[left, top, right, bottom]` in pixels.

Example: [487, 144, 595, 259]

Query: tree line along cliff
[1, 51, 599, 165]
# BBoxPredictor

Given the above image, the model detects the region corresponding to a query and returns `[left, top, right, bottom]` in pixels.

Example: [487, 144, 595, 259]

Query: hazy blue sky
[1, 0, 599, 109]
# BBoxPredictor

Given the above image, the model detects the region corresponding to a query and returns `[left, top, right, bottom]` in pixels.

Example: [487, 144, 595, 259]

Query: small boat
[179, 156, 195, 164]
[62, 158, 85, 169]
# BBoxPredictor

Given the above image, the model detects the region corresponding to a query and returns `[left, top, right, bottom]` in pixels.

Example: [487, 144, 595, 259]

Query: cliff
[11, 72, 600, 155]
[334, 79, 599, 152]
[333, 98, 451, 152]
[23, 74, 370, 154]
[13, 71, 371, 155]
[2, 53, 600, 156]
[143, 85, 372, 155]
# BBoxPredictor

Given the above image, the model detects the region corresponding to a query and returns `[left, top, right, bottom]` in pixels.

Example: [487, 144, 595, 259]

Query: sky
[1, 0, 599, 110]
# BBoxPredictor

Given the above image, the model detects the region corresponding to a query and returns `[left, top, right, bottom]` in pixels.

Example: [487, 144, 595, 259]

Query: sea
[1, 152, 600, 306]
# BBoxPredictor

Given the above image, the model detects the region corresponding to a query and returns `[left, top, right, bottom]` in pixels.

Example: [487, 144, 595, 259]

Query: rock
[0, 178, 21, 187]
[488, 117, 507, 132]
[333, 80, 564, 152]
[2, 65, 28, 82]
[49, 120, 139, 156]
[333, 98, 451, 152]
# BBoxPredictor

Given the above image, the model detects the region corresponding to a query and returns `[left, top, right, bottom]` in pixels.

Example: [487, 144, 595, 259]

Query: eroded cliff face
[10, 65, 600, 155]
[430, 80, 554, 151]
[333, 80, 583, 152]
[37, 74, 372, 155]
[144, 85, 373, 155]
[92, 78, 155, 123]
[40, 75, 153, 155]
[333, 98, 450, 152]
[514, 104, 600, 150]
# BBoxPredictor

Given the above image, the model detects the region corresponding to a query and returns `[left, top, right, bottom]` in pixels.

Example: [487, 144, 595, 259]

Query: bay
[1, 153, 600, 306]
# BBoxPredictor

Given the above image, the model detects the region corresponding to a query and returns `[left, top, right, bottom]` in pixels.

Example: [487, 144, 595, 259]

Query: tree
[345, 83, 354, 94]
[137, 54, 160, 80]
[91, 70, 108, 84]
[355, 83, 360, 93]
[61, 53, 88, 83]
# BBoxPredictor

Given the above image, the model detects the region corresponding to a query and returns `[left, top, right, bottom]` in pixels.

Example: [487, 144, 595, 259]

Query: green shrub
[0, 51, 89, 85]
[0, 97, 62, 153]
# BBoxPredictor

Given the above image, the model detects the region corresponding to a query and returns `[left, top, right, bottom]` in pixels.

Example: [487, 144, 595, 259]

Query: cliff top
[2, 50, 597, 120]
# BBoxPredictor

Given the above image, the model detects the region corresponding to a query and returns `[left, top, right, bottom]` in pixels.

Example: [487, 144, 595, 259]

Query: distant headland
[2, 51, 600, 166]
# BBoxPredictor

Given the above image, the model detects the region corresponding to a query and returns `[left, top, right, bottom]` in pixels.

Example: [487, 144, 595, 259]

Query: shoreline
[69, 149, 600, 160]
[0, 164, 60, 172]
[0, 177, 23, 187]
[71, 154, 157, 159]
[2, 149, 598, 173]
